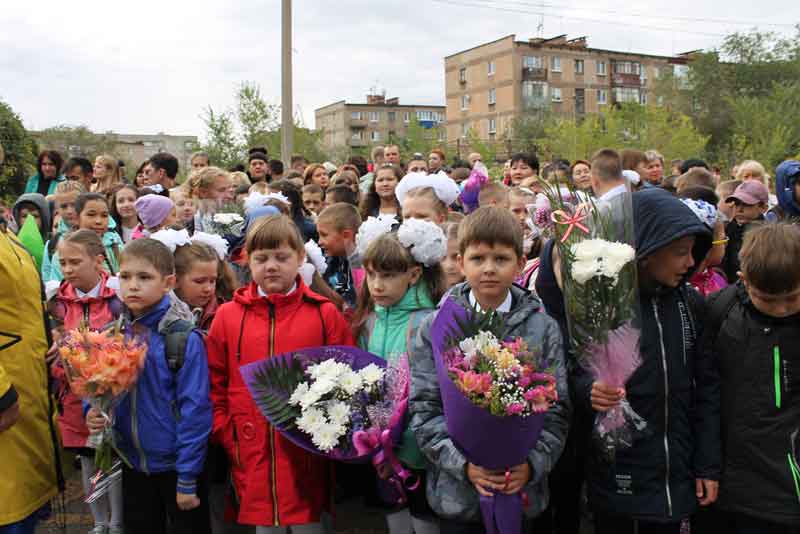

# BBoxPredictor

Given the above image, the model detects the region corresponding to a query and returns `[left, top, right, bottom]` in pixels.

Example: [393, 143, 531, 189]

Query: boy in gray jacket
[410, 207, 571, 534]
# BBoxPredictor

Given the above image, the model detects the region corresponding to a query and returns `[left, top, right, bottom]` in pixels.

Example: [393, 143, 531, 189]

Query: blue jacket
[25, 173, 66, 196]
[114, 294, 212, 495]
[774, 160, 800, 219]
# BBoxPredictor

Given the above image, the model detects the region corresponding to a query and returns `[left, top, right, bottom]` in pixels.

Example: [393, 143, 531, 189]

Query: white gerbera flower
[309, 377, 336, 398]
[288, 382, 310, 406]
[212, 213, 243, 225]
[570, 239, 635, 285]
[311, 421, 347, 452]
[359, 364, 384, 386]
[337, 370, 363, 396]
[326, 400, 351, 426]
[296, 406, 326, 434]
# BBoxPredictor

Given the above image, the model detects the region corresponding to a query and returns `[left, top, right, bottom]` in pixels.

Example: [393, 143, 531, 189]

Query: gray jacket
[409, 283, 571, 522]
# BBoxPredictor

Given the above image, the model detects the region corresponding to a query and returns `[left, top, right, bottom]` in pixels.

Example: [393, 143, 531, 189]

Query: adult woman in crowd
[92, 154, 120, 194]
[644, 150, 665, 186]
[570, 160, 592, 192]
[25, 150, 65, 197]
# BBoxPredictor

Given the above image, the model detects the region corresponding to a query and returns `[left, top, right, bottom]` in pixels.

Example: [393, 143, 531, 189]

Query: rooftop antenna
[537, 15, 544, 37]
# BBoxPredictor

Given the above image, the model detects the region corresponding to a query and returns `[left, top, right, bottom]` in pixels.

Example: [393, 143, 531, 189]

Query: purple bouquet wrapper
[432, 298, 546, 534]
[239, 345, 388, 462]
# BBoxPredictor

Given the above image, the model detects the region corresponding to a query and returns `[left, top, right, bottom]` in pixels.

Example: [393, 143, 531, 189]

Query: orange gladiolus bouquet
[59, 320, 147, 472]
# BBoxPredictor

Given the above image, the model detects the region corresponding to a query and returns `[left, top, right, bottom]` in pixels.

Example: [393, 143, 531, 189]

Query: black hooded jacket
[562, 188, 719, 521]
[709, 282, 800, 526]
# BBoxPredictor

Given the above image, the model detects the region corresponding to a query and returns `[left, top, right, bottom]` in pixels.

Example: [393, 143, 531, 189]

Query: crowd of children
[2, 144, 800, 534]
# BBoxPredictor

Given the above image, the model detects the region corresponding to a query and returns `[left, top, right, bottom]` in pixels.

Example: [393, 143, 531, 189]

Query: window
[461, 123, 469, 138]
[388, 111, 396, 122]
[351, 111, 363, 120]
[351, 130, 363, 140]
[596, 60, 607, 76]
[551, 87, 562, 102]
[371, 131, 381, 142]
[488, 88, 496, 105]
[488, 118, 497, 134]
[460, 94, 470, 110]
[613, 87, 640, 103]
[417, 110, 440, 121]
[522, 81, 547, 106]
[640, 92, 648, 105]
[487, 61, 495, 76]
[653, 66, 661, 79]
[523, 56, 543, 69]
[551, 56, 561, 72]
[369, 111, 380, 122]
[403, 111, 410, 123]
[597, 89, 608, 105]
[574, 59, 584, 74]
[613, 61, 641, 75]
[459, 67, 467, 83]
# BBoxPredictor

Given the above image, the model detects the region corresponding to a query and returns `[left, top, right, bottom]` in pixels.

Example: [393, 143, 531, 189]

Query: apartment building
[445, 34, 690, 142]
[315, 94, 446, 151]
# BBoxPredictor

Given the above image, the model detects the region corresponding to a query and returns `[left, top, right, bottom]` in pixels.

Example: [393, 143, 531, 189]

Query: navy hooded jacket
[772, 160, 800, 220]
[540, 188, 719, 522]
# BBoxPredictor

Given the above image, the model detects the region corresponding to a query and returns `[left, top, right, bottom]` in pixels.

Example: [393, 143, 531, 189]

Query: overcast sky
[1, 0, 797, 141]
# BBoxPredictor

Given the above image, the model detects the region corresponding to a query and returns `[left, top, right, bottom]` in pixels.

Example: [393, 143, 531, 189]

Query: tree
[0, 100, 37, 199]
[388, 117, 442, 158]
[655, 27, 800, 165]
[199, 81, 326, 166]
[197, 106, 241, 169]
[536, 103, 708, 163]
[35, 125, 118, 158]
[467, 128, 497, 164]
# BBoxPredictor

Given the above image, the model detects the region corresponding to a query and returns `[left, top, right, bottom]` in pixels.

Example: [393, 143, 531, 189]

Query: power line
[431, 0, 731, 38]
[467, 0, 797, 29]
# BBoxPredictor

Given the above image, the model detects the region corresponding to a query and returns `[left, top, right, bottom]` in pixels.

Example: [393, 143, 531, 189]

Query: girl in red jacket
[48, 229, 123, 534]
[206, 214, 355, 532]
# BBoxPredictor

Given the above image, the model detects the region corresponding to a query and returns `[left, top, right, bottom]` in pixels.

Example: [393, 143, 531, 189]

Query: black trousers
[122, 465, 211, 534]
[594, 513, 681, 534]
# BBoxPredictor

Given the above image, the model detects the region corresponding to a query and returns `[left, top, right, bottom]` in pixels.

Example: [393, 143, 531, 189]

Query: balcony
[522, 67, 548, 82]
[611, 73, 642, 87]
[350, 118, 367, 128]
[349, 138, 367, 147]
[522, 95, 548, 110]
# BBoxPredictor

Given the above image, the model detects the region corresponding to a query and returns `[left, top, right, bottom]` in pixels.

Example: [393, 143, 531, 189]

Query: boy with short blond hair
[704, 222, 800, 533]
[410, 206, 570, 532]
[477, 181, 510, 209]
[317, 203, 362, 310]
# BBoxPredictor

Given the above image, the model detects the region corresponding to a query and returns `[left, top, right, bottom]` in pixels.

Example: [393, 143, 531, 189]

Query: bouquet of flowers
[432, 299, 558, 534]
[58, 320, 147, 473]
[544, 181, 645, 462]
[241, 346, 419, 500]
[459, 164, 490, 214]
[195, 202, 245, 236]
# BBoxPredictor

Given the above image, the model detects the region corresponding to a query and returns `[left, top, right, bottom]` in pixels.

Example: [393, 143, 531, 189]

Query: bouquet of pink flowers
[442, 332, 557, 417]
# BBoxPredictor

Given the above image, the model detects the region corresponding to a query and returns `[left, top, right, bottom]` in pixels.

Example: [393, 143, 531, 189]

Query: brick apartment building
[445, 34, 691, 144]
[315, 94, 446, 152]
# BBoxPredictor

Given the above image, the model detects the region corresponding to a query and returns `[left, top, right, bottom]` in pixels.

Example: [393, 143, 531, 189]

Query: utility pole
[281, 0, 293, 165]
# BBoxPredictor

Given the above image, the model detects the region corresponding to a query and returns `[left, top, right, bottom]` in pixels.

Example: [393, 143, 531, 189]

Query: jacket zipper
[788, 453, 800, 504]
[268, 303, 279, 526]
[381, 308, 390, 357]
[774, 345, 782, 409]
[652, 299, 673, 517]
[128, 316, 148, 474]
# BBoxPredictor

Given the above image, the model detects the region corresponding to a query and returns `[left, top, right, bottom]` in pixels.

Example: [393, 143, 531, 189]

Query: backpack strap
[302, 294, 328, 345]
[163, 319, 194, 374]
[705, 283, 740, 347]
[406, 310, 429, 354]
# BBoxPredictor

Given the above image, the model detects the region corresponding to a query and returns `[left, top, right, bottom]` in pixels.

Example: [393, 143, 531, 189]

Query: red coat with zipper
[206, 277, 355, 526]
[49, 272, 122, 448]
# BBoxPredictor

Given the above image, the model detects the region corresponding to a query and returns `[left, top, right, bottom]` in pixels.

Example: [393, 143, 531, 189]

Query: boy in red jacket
[206, 214, 354, 532]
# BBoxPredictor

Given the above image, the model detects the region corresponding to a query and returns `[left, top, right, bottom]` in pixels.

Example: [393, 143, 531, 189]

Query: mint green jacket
[359, 282, 435, 469]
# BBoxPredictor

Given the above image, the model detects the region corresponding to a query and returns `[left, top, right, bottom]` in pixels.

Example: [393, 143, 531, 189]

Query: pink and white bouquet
[442, 331, 557, 417]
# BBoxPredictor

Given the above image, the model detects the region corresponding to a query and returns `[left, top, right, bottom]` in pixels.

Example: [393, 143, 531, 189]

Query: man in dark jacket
[541, 188, 719, 533]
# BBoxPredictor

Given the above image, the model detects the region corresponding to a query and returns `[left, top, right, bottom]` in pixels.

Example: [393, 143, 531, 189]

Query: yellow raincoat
[0, 225, 59, 525]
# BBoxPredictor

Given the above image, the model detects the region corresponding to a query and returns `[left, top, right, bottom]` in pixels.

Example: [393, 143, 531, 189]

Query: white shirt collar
[258, 282, 297, 298]
[598, 183, 628, 202]
[468, 289, 512, 313]
[75, 281, 102, 299]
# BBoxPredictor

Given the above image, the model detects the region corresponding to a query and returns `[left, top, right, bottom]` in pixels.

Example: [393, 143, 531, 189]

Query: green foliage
[0, 100, 37, 199]
[467, 128, 497, 164]
[198, 81, 326, 166]
[249, 356, 305, 429]
[388, 117, 443, 158]
[655, 27, 800, 166]
[36, 125, 118, 158]
[444, 305, 510, 349]
[536, 104, 708, 164]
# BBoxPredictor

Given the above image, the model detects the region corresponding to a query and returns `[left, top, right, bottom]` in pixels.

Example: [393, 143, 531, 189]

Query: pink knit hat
[135, 194, 174, 229]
